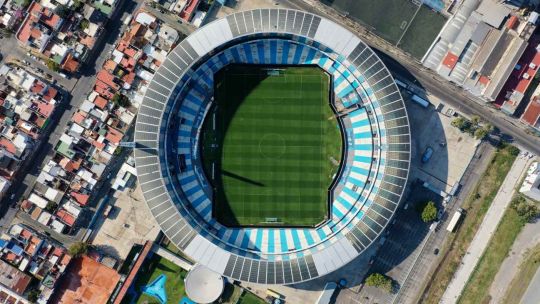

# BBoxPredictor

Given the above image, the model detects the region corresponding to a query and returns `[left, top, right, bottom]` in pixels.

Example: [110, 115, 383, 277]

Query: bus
[411, 94, 430, 108]
[446, 208, 464, 232]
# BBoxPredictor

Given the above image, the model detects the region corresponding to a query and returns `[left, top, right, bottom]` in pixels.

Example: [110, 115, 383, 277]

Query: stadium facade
[134, 9, 411, 284]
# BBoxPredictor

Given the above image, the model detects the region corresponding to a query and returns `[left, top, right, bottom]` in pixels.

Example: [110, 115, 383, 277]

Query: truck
[446, 208, 464, 232]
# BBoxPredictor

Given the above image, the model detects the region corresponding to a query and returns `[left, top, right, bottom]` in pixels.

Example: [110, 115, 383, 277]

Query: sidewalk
[440, 154, 530, 304]
[488, 219, 540, 303]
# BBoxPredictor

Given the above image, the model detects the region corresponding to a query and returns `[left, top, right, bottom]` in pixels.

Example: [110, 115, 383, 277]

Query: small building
[520, 162, 540, 201]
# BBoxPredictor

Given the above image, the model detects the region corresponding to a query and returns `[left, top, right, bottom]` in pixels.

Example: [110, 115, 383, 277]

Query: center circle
[259, 133, 287, 159]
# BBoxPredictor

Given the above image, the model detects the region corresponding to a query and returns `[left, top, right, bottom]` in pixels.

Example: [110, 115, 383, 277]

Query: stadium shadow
[222, 170, 265, 187]
[290, 67, 450, 293]
[200, 64, 272, 227]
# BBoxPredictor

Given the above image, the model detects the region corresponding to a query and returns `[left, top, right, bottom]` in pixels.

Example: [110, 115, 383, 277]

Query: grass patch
[502, 244, 540, 303]
[129, 255, 187, 304]
[398, 5, 447, 59]
[221, 284, 244, 304]
[419, 144, 518, 304]
[202, 65, 340, 227]
[238, 290, 266, 304]
[458, 207, 525, 303]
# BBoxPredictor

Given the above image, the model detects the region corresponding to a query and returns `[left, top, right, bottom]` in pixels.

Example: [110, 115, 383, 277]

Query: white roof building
[520, 162, 540, 201]
[28, 193, 49, 209]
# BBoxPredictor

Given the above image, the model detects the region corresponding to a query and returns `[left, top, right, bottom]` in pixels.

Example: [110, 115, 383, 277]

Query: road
[441, 155, 530, 304]
[0, 0, 144, 234]
[396, 142, 495, 304]
[489, 215, 540, 303]
[279, 0, 540, 156]
[521, 265, 540, 304]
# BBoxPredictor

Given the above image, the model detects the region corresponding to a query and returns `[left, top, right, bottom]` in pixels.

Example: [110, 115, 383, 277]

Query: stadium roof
[134, 8, 410, 284]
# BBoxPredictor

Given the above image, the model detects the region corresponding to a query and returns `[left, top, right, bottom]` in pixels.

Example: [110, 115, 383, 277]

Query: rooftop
[52, 256, 120, 304]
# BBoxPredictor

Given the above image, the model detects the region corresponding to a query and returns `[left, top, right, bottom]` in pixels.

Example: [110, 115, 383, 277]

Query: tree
[80, 19, 89, 30]
[46, 59, 60, 72]
[511, 195, 539, 223]
[451, 117, 472, 132]
[112, 93, 130, 108]
[470, 115, 481, 126]
[421, 201, 438, 223]
[54, 4, 68, 18]
[68, 242, 89, 257]
[72, 0, 83, 11]
[27, 289, 40, 303]
[45, 201, 58, 212]
[507, 145, 520, 156]
[365, 273, 393, 292]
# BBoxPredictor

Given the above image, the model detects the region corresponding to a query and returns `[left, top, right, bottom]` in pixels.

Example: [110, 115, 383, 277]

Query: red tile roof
[62, 53, 79, 73]
[42, 86, 58, 102]
[122, 72, 136, 85]
[37, 102, 54, 118]
[442, 52, 459, 69]
[522, 97, 540, 126]
[56, 209, 75, 226]
[96, 70, 120, 91]
[0, 138, 17, 155]
[52, 256, 120, 304]
[94, 95, 108, 110]
[180, 0, 200, 21]
[72, 111, 86, 125]
[70, 191, 89, 206]
[507, 15, 519, 30]
[31, 81, 45, 95]
[105, 128, 123, 144]
[103, 60, 117, 73]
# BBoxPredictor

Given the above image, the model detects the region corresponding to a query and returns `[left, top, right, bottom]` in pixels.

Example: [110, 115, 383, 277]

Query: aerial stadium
[134, 8, 411, 284]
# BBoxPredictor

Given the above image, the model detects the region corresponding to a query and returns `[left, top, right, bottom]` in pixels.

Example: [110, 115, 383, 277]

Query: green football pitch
[201, 65, 342, 227]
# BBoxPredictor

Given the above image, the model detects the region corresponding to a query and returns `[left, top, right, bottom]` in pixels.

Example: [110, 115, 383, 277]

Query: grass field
[201, 65, 341, 227]
[420, 144, 518, 304]
[129, 255, 187, 304]
[322, 0, 447, 59]
[398, 5, 447, 59]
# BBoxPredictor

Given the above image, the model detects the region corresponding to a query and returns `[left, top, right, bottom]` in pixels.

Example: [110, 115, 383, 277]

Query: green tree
[365, 273, 393, 292]
[46, 59, 60, 72]
[80, 19, 89, 30]
[474, 126, 488, 140]
[54, 4, 68, 18]
[68, 242, 89, 257]
[112, 93, 130, 108]
[45, 201, 57, 212]
[421, 201, 438, 223]
[27, 289, 40, 303]
[470, 115, 481, 126]
[72, 0, 83, 11]
[511, 195, 539, 223]
[506, 145, 520, 156]
[451, 117, 472, 132]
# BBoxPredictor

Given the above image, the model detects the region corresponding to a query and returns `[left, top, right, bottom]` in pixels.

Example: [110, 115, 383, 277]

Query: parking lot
[90, 183, 160, 261]
[406, 94, 479, 195]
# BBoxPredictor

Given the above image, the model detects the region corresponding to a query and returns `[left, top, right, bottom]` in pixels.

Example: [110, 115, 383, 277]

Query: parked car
[422, 146, 434, 163]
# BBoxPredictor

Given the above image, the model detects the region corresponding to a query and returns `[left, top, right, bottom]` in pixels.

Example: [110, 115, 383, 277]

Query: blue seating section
[171, 38, 387, 261]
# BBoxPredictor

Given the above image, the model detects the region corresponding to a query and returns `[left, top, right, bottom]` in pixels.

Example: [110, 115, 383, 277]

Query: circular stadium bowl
[135, 8, 411, 284]
[185, 264, 224, 303]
